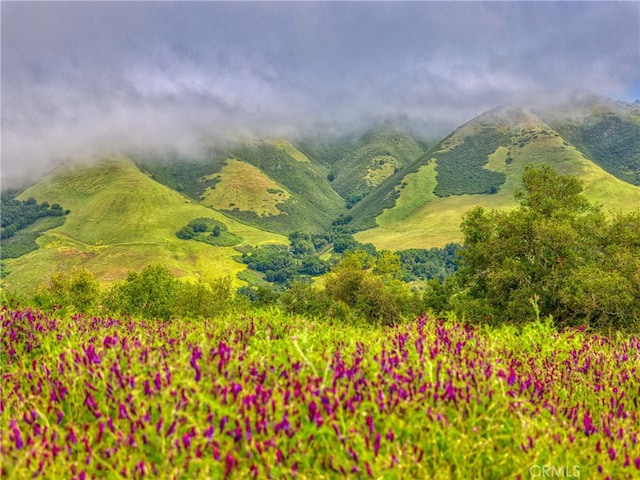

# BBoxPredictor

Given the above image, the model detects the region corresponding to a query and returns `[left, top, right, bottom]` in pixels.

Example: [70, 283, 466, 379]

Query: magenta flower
[583, 412, 597, 436]
[190, 347, 202, 382]
[9, 419, 23, 450]
[373, 433, 381, 456]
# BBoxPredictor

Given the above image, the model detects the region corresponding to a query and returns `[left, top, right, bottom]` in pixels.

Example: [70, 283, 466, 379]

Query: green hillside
[296, 123, 428, 207]
[222, 141, 345, 233]
[543, 97, 640, 185]
[136, 139, 346, 234]
[3, 100, 639, 283]
[327, 124, 426, 200]
[2, 156, 286, 292]
[354, 107, 640, 249]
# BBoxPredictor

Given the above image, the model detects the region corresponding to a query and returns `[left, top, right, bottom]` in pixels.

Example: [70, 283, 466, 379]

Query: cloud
[2, 1, 638, 186]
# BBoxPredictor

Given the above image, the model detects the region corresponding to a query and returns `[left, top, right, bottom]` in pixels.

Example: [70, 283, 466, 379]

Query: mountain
[540, 96, 640, 185]
[352, 101, 640, 249]
[134, 125, 430, 234]
[295, 122, 430, 207]
[2, 156, 286, 292]
[2, 98, 639, 289]
[134, 138, 345, 234]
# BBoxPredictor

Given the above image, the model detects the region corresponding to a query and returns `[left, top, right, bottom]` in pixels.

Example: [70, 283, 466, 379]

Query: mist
[2, 1, 638, 187]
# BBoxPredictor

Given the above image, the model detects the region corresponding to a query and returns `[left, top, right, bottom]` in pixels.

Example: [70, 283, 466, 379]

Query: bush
[237, 285, 280, 307]
[323, 250, 413, 325]
[176, 218, 242, 246]
[33, 267, 99, 313]
[279, 281, 328, 317]
[191, 220, 208, 233]
[176, 226, 196, 240]
[175, 277, 234, 319]
[103, 265, 178, 320]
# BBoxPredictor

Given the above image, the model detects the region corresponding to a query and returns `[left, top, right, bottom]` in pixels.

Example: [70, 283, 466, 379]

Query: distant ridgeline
[2, 96, 639, 294]
[0, 192, 69, 260]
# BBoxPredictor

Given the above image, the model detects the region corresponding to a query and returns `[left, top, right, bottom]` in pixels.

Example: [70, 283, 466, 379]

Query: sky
[1, 1, 639, 185]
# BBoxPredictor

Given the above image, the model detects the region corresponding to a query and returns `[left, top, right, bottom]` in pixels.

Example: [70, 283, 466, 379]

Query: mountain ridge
[2, 97, 639, 288]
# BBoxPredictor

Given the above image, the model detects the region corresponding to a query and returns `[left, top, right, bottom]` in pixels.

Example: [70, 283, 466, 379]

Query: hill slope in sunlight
[353, 104, 640, 248]
[3, 156, 285, 292]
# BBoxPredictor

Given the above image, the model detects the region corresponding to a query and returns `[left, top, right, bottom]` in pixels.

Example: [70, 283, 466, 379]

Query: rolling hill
[133, 125, 430, 234]
[2, 156, 286, 292]
[352, 103, 640, 248]
[135, 138, 346, 235]
[2, 97, 639, 289]
[296, 122, 429, 206]
[541, 96, 640, 185]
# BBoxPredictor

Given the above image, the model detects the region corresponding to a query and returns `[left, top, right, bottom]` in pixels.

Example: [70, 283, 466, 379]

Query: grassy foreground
[2, 307, 640, 479]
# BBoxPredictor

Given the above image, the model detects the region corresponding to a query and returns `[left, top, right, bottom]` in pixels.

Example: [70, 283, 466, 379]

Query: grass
[200, 159, 291, 216]
[2, 157, 286, 292]
[484, 146, 509, 173]
[328, 126, 426, 199]
[375, 159, 438, 226]
[2, 308, 640, 478]
[223, 143, 346, 234]
[363, 155, 399, 188]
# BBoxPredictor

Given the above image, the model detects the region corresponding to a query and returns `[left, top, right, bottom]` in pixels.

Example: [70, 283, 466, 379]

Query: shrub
[33, 267, 99, 313]
[175, 277, 234, 319]
[103, 265, 178, 320]
[323, 250, 413, 325]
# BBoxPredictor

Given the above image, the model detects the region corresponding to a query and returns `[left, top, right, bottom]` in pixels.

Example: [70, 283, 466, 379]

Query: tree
[300, 255, 329, 276]
[190, 220, 208, 233]
[176, 226, 196, 240]
[373, 250, 402, 280]
[456, 164, 638, 329]
[34, 267, 99, 313]
[280, 281, 326, 316]
[324, 250, 410, 325]
[516, 164, 590, 217]
[175, 277, 233, 318]
[104, 265, 178, 320]
[1, 224, 17, 239]
[289, 232, 315, 255]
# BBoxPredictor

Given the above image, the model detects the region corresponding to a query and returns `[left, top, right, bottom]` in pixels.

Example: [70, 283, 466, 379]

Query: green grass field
[3, 157, 286, 292]
[2, 308, 640, 478]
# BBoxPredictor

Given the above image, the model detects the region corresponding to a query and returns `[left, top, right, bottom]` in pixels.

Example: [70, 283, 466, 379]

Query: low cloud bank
[2, 1, 638, 187]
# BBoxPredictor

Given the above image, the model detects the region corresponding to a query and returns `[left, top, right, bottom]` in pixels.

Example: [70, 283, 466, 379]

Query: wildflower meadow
[2, 306, 640, 479]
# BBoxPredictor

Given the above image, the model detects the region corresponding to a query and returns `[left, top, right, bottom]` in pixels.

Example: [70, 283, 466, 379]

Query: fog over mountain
[2, 1, 638, 186]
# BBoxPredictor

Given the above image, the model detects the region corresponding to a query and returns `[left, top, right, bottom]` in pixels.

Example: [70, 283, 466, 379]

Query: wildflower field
[2, 307, 640, 479]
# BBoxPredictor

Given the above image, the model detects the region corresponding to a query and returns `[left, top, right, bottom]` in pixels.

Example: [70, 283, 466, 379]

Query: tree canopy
[456, 164, 640, 329]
